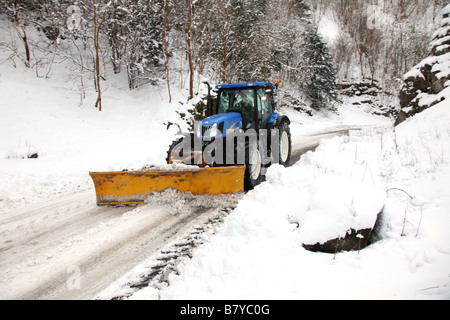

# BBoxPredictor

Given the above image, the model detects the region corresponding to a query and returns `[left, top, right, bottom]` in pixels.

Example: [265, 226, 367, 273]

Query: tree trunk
[13, 0, 30, 68]
[221, 3, 231, 83]
[93, 0, 109, 112]
[109, 5, 121, 74]
[163, 0, 172, 103]
[187, 0, 194, 100]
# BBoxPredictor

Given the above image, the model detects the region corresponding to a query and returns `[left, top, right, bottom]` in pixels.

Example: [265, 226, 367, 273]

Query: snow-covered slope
[0, 60, 182, 212]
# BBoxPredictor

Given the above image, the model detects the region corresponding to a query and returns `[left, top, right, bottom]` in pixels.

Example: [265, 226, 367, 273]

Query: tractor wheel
[277, 121, 292, 167]
[244, 140, 264, 190]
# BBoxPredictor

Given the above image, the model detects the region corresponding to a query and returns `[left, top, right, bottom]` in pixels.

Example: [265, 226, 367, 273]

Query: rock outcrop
[302, 228, 374, 254]
[338, 81, 398, 118]
[396, 4, 450, 125]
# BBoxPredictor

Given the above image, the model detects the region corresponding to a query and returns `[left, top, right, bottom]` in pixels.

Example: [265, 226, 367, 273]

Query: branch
[386, 187, 414, 199]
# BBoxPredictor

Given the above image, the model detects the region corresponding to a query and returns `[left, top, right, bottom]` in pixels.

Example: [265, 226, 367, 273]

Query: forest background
[0, 0, 446, 113]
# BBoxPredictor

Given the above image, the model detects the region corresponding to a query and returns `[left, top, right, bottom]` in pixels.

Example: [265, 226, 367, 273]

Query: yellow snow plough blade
[89, 166, 245, 206]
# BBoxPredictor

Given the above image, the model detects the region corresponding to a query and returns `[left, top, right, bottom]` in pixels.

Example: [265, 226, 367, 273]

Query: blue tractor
[167, 82, 292, 190]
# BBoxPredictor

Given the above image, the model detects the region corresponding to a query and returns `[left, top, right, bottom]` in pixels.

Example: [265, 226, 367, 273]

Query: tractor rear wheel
[244, 140, 263, 190]
[277, 121, 292, 167]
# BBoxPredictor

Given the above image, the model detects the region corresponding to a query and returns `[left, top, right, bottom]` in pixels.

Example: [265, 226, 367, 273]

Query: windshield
[217, 88, 255, 114]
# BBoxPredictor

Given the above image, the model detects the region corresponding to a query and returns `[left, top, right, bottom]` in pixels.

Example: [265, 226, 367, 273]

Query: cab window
[217, 88, 254, 114]
[256, 88, 272, 129]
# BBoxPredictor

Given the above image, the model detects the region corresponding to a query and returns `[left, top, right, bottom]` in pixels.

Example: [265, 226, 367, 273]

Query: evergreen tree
[264, 0, 312, 84]
[302, 27, 337, 110]
[125, 0, 164, 89]
[228, 0, 270, 82]
[105, 1, 129, 74]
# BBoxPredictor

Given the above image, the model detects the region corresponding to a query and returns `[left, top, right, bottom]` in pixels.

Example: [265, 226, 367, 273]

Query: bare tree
[186, 0, 194, 100]
[163, 0, 172, 103]
[93, 0, 110, 111]
[10, 0, 31, 68]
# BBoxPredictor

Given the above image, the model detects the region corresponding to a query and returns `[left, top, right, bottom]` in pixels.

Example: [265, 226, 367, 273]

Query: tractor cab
[215, 82, 277, 130]
[200, 82, 280, 140]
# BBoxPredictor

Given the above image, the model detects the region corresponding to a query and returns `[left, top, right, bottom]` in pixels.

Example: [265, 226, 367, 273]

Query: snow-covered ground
[1, 22, 449, 300]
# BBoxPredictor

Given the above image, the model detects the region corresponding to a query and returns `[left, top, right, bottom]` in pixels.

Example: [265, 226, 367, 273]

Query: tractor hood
[197, 112, 243, 140]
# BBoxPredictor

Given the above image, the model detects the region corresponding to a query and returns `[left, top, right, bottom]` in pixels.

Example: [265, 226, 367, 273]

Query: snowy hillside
[0, 53, 183, 212]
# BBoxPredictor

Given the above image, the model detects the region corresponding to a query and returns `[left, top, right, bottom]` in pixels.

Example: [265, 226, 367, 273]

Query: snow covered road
[0, 128, 354, 300]
[289, 128, 354, 165]
[0, 188, 236, 299]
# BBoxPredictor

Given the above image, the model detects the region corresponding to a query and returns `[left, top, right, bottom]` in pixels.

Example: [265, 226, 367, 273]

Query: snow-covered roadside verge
[135, 100, 450, 300]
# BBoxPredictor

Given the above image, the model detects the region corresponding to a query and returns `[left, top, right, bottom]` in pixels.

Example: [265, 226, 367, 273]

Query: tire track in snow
[0, 191, 132, 299]
[0, 188, 241, 300]
[99, 208, 233, 300]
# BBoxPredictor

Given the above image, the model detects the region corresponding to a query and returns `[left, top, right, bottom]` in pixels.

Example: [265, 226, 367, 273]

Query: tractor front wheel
[244, 140, 263, 190]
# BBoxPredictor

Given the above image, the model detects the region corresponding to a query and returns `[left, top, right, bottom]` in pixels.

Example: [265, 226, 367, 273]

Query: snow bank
[296, 174, 385, 245]
[259, 126, 389, 248]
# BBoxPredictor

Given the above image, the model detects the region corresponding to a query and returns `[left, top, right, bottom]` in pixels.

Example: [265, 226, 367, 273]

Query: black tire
[276, 121, 292, 167]
[244, 139, 264, 190]
[166, 134, 194, 164]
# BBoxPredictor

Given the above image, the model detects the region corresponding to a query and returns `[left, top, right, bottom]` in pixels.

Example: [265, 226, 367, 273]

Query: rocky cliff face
[338, 81, 398, 118]
[397, 5, 450, 125]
